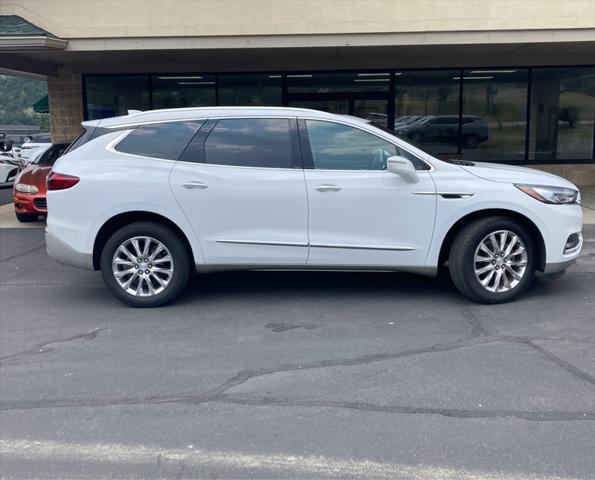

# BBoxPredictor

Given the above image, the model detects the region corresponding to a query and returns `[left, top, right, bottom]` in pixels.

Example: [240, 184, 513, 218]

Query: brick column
[47, 66, 84, 143]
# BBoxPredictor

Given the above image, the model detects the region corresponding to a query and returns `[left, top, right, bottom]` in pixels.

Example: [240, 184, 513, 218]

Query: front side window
[305, 120, 398, 170]
[204, 118, 294, 168]
[115, 121, 204, 160]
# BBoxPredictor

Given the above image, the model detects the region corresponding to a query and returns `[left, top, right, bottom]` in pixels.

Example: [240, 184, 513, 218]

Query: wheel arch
[92, 211, 195, 270]
[437, 209, 546, 272]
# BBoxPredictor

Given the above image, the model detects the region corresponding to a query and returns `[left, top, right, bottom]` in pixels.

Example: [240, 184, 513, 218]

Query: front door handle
[315, 184, 341, 192]
[183, 181, 208, 190]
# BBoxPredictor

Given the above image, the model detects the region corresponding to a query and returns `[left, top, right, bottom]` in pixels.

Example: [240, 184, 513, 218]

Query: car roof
[87, 107, 351, 128]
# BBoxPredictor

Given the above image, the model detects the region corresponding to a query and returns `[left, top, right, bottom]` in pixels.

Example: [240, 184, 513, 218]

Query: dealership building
[1, 0, 594, 184]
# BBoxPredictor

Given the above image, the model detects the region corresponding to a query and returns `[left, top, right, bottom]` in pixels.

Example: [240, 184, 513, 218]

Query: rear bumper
[46, 229, 94, 270]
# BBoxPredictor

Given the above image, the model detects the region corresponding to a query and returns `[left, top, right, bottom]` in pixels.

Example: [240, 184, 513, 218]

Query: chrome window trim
[216, 239, 415, 251]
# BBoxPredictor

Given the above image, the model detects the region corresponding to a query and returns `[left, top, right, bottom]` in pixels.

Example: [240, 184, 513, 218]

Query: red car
[13, 143, 69, 222]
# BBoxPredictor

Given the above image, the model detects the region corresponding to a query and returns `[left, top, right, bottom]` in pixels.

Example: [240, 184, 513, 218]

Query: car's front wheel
[449, 216, 536, 303]
[100, 222, 191, 307]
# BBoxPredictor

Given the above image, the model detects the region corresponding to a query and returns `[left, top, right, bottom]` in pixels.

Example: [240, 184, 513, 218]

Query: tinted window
[394, 70, 460, 156]
[152, 75, 216, 109]
[529, 67, 595, 162]
[85, 75, 150, 120]
[306, 120, 398, 170]
[204, 118, 293, 168]
[461, 69, 528, 162]
[115, 121, 204, 160]
[36, 144, 69, 166]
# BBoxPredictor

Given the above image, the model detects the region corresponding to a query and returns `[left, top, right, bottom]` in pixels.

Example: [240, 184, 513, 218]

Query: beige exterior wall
[47, 66, 83, 143]
[1, 0, 594, 39]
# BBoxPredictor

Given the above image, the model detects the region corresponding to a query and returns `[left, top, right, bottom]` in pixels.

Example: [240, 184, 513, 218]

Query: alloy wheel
[473, 230, 528, 293]
[112, 236, 174, 297]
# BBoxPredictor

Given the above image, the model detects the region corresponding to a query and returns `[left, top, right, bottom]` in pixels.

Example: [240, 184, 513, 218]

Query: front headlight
[515, 184, 579, 204]
[15, 183, 39, 194]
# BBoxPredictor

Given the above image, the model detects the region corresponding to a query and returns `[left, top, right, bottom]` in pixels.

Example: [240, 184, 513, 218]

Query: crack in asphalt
[0, 243, 44, 263]
[2, 318, 593, 421]
[0, 328, 107, 366]
[214, 395, 595, 422]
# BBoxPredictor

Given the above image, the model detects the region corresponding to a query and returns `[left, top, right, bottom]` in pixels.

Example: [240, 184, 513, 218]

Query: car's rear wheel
[449, 216, 536, 303]
[15, 212, 38, 222]
[100, 222, 191, 307]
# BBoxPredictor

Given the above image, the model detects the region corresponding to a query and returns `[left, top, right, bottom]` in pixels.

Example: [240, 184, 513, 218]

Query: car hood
[16, 164, 52, 194]
[460, 162, 577, 189]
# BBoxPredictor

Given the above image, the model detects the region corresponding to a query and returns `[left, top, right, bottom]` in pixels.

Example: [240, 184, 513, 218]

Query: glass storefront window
[152, 75, 216, 109]
[82, 68, 594, 165]
[394, 70, 460, 155]
[461, 69, 528, 162]
[85, 75, 150, 120]
[287, 72, 390, 93]
[218, 74, 282, 106]
[529, 67, 595, 162]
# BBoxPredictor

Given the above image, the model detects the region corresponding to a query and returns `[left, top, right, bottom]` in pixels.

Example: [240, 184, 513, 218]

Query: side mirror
[386, 156, 419, 183]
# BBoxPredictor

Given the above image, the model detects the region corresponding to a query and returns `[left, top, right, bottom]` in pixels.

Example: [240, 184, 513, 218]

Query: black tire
[463, 134, 480, 149]
[448, 216, 536, 303]
[16, 212, 38, 222]
[100, 222, 191, 307]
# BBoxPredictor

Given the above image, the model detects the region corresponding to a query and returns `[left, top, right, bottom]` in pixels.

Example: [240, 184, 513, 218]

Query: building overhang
[0, 26, 593, 77]
[0, 35, 67, 50]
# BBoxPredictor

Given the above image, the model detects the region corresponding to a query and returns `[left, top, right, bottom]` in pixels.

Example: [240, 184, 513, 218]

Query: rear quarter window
[115, 121, 204, 160]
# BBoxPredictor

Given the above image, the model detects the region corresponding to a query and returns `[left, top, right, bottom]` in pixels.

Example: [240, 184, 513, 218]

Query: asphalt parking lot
[1, 220, 594, 479]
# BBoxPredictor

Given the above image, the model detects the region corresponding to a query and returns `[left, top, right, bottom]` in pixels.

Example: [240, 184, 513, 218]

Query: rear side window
[115, 121, 204, 160]
[204, 118, 293, 168]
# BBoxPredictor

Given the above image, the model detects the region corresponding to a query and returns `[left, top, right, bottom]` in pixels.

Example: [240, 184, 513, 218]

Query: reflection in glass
[529, 67, 595, 162]
[305, 120, 397, 170]
[394, 70, 460, 155]
[152, 75, 215, 109]
[287, 72, 390, 93]
[85, 75, 150, 120]
[354, 99, 389, 128]
[218, 74, 282, 106]
[205, 119, 293, 168]
[289, 99, 350, 115]
[461, 69, 528, 162]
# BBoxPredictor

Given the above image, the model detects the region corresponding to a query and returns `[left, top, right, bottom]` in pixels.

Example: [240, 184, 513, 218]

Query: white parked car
[46, 107, 583, 307]
[0, 156, 21, 185]
[20, 133, 52, 162]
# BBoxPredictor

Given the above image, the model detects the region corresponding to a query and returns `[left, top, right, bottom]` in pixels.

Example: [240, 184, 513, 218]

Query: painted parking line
[0, 438, 577, 480]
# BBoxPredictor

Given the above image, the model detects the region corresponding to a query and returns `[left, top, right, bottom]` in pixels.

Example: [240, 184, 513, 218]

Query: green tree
[0, 75, 49, 129]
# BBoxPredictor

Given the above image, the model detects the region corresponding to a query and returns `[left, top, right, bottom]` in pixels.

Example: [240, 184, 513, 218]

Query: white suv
[46, 107, 583, 307]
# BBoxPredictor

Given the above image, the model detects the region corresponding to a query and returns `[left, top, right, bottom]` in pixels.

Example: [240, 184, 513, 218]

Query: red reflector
[47, 172, 79, 191]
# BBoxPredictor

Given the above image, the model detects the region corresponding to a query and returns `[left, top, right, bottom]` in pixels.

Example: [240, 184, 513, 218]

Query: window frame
[298, 117, 432, 172]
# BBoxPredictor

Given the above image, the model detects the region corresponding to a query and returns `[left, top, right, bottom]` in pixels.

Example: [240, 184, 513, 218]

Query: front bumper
[14, 193, 47, 215]
[46, 229, 94, 270]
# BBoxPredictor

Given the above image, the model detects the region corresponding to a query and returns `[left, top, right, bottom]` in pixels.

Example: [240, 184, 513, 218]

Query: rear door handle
[183, 181, 208, 190]
[315, 184, 341, 192]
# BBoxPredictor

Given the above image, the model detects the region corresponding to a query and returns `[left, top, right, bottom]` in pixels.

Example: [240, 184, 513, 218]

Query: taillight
[47, 172, 79, 191]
